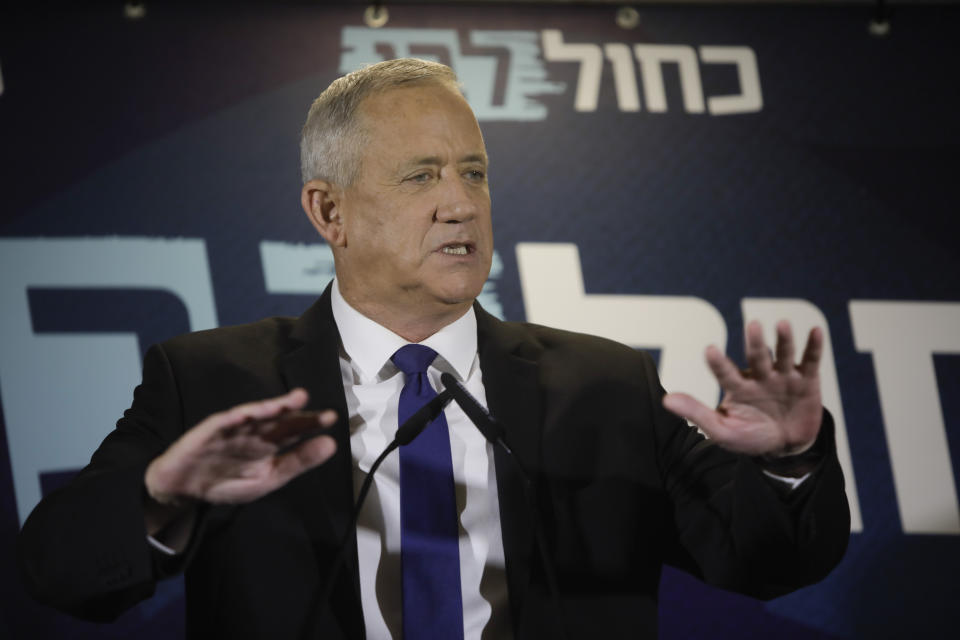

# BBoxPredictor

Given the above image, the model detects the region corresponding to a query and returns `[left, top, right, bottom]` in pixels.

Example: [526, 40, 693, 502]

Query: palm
[663, 321, 823, 457]
[145, 389, 338, 506]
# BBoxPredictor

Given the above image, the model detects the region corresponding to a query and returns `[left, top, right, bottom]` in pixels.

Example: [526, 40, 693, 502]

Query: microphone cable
[310, 389, 454, 630]
[440, 372, 569, 640]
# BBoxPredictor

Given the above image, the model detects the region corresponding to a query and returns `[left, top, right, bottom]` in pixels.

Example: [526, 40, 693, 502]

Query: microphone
[439, 372, 517, 462]
[439, 373, 568, 640]
[396, 388, 453, 445]
[313, 389, 453, 623]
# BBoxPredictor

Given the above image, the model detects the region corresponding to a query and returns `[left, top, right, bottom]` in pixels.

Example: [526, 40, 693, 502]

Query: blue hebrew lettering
[340, 27, 564, 121]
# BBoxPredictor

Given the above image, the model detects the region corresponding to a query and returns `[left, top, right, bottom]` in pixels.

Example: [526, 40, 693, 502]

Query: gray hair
[300, 58, 460, 186]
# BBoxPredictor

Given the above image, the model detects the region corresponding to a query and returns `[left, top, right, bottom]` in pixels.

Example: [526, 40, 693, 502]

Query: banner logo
[340, 27, 762, 119]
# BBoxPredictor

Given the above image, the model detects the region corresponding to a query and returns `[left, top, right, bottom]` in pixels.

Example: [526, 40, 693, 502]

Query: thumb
[663, 393, 718, 431]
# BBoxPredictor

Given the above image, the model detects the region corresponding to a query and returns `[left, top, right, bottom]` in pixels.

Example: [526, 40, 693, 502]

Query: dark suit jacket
[18, 287, 850, 639]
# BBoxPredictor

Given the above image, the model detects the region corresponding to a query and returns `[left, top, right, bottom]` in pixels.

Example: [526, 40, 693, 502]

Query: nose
[434, 169, 481, 223]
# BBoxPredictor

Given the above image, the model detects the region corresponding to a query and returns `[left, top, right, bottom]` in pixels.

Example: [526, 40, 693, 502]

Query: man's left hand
[662, 320, 823, 457]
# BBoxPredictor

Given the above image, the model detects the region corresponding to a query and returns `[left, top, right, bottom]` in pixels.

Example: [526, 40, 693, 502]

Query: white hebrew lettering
[603, 43, 641, 112]
[260, 241, 337, 294]
[516, 242, 725, 408]
[633, 44, 705, 114]
[541, 29, 602, 112]
[0, 237, 218, 526]
[476, 249, 506, 319]
[850, 301, 960, 534]
[540, 31, 762, 115]
[699, 46, 763, 115]
[742, 298, 862, 532]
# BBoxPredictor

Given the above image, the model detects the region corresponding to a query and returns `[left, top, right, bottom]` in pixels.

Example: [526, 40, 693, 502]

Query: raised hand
[144, 388, 337, 509]
[662, 320, 823, 457]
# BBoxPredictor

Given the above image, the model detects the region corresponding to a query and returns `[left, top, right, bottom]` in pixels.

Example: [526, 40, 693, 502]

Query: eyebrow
[406, 153, 488, 167]
[460, 153, 488, 165]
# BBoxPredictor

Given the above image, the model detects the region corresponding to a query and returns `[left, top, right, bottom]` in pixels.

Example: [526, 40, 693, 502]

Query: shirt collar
[330, 278, 477, 384]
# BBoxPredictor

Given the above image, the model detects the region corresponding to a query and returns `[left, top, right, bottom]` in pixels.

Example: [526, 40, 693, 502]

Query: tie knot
[391, 344, 438, 376]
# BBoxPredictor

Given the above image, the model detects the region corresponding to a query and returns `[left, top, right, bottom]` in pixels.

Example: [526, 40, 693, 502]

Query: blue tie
[392, 344, 464, 640]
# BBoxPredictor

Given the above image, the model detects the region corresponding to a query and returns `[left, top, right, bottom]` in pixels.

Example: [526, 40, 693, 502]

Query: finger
[744, 321, 773, 379]
[773, 320, 795, 374]
[273, 434, 338, 482]
[218, 434, 277, 460]
[662, 393, 722, 433]
[664, 394, 758, 451]
[217, 388, 310, 432]
[244, 388, 310, 422]
[798, 327, 824, 377]
[705, 345, 743, 391]
[262, 409, 338, 445]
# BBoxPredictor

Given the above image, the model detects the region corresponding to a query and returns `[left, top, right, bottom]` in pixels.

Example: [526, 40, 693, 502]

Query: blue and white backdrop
[1, 3, 958, 638]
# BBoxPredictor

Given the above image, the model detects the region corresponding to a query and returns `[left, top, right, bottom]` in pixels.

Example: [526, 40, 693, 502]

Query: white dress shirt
[331, 282, 512, 640]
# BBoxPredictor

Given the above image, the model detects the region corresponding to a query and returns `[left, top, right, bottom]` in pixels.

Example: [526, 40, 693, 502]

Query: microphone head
[440, 372, 506, 443]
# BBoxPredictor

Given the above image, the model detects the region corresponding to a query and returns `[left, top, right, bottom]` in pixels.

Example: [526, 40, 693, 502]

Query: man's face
[334, 82, 493, 322]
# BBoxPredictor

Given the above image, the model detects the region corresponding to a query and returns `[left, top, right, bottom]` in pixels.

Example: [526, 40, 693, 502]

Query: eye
[408, 172, 431, 183]
[464, 169, 486, 182]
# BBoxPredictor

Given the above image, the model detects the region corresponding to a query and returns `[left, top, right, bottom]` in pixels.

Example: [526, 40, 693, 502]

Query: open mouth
[439, 243, 473, 256]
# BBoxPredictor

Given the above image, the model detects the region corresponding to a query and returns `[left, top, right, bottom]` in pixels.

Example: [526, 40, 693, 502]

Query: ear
[301, 179, 346, 247]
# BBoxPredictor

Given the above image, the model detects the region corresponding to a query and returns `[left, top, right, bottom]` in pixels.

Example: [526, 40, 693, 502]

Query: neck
[339, 288, 473, 343]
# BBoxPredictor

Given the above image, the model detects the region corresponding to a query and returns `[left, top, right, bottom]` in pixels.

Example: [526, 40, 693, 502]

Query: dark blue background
[2, 4, 958, 638]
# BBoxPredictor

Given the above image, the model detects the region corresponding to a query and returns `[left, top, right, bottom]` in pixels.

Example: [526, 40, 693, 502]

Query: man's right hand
[143, 388, 337, 543]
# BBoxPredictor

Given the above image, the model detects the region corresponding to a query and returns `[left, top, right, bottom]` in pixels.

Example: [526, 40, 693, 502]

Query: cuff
[146, 534, 179, 556]
[754, 408, 834, 478]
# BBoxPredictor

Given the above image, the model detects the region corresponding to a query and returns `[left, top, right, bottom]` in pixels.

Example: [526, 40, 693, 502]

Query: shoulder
[479, 310, 657, 386]
[156, 316, 301, 369]
[163, 315, 298, 349]
[518, 320, 647, 360]
[139, 316, 309, 416]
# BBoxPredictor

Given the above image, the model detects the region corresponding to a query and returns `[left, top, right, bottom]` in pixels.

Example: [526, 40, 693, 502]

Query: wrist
[756, 415, 830, 477]
[144, 456, 196, 509]
[766, 437, 816, 459]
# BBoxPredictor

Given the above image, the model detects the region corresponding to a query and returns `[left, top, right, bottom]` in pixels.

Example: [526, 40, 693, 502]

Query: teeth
[441, 245, 468, 255]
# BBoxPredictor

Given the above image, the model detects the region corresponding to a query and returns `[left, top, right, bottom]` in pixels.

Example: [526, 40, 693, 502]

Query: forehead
[357, 83, 486, 156]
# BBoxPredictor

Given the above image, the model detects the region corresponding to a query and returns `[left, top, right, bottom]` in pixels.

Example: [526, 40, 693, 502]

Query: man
[18, 59, 849, 639]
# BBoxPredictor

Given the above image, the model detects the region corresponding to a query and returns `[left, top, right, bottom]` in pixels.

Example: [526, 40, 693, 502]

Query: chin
[422, 263, 490, 307]
[436, 291, 479, 307]
[432, 281, 485, 307]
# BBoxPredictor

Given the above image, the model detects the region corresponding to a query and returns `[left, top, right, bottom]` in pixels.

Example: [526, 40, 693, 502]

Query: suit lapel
[476, 304, 543, 631]
[278, 287, 365, 637]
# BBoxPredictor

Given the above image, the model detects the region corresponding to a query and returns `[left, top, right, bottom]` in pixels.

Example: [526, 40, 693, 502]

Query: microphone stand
[440, 373, 569, 640]
[310, 389, 454, 630]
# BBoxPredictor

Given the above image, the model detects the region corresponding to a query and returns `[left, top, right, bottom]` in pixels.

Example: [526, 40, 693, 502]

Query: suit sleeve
[17, 343, 191, 621]
[643, 353, 851, 598]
